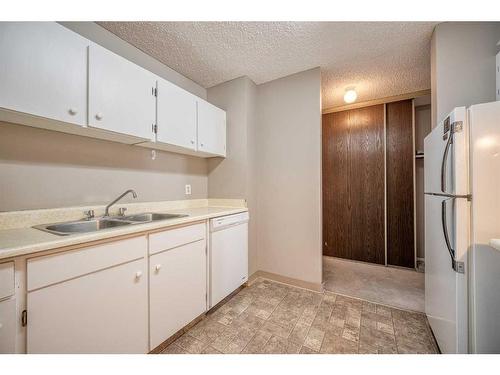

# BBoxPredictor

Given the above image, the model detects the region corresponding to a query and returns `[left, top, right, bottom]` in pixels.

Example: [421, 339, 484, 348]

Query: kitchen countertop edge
[0, 206, 248, 261]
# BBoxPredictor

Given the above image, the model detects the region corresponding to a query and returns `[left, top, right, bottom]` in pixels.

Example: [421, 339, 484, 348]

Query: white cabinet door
[27, 258, 148, 354]
[149, 240, 207, 349]
[197, 99, 226, 157]
[88, 43, 156, 141]
[156, 79, 197, 151]
[0, 262, 14, 300]
[0, 298, 16, 354]
[0, 22, 88, 126]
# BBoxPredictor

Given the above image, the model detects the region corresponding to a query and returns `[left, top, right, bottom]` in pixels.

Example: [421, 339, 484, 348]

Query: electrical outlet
[185, 184, 192, 195]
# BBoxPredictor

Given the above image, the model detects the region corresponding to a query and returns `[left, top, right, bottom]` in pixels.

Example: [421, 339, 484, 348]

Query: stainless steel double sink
[34, 212, 188, 236]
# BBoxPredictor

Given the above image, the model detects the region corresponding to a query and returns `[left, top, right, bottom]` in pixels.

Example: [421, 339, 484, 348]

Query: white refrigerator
[424, 101, 500, 354]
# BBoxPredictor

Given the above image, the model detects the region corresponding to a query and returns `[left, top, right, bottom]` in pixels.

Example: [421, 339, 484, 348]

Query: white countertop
[0, 206, 247, 261]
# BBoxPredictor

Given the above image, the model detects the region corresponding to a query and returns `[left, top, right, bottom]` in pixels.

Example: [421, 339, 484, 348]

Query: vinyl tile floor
[160, 278, 438, 354]
[323, 256, 425, 312]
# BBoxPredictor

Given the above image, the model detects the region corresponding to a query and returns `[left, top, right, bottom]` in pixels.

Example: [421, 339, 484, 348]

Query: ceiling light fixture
[343, 88, 357, 104]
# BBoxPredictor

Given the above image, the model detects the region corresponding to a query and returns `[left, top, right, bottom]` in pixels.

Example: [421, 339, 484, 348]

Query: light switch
[185, 184, 192, 195]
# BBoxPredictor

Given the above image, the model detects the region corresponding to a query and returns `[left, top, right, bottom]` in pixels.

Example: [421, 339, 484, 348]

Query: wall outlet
[185, 184, 192, 195]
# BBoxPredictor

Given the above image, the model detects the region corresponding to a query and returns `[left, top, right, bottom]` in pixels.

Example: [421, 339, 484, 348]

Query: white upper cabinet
[197, 99, 227, 157]
[156, 78, 197, 151]
[88, 43, 156, 141]
[0, 22, 88, 126]
[0, 22, 226, 158]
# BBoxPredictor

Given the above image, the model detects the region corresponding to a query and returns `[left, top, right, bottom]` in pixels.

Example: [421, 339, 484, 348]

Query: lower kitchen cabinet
[149, 239, 207, 349]
[0, 298, 16, 354]
[26, 237, 149, 354]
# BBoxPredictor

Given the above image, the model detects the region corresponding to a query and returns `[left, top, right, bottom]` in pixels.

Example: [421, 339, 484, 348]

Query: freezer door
[425, 194, 469, 353]
[424, 107, 468, 195]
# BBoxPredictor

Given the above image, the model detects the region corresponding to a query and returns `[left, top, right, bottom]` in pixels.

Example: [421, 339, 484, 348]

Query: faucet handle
[84, 210, 95, 219]
[118, 207, 127, 216]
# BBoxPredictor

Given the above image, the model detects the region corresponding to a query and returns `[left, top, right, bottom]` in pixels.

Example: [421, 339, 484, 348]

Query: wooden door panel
[386, 100, 415, 268]
[323, 110, 350, 258]
[349, 106, 385, 264]
[322, 105, 385, 264]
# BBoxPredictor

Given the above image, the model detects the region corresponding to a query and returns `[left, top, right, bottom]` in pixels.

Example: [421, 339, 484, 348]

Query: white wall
[255, 68, 322, 285]
[431, 22, 500, 127]
[207, 76, 258, 275]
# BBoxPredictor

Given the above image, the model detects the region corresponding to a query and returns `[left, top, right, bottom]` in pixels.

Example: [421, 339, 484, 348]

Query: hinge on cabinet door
[21, 309, 27, 327]
[152, 87, 158, 97]
[453, 260, 465, 274]
[452, 121, 463, 133]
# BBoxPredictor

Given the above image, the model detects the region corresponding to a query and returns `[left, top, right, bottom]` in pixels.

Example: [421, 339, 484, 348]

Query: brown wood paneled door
[322, 105, 385, 264]
[386, 99, 415, 268]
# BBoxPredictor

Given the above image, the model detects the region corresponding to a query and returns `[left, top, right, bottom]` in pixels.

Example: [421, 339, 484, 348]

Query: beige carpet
[323, 256, 425, 312]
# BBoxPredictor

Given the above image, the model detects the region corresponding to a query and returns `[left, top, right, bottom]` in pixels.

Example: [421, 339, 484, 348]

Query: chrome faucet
[104, 189, 137, 217]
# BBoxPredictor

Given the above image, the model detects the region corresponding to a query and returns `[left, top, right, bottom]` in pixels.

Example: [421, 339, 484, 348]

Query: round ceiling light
[343, 88, 357, 104]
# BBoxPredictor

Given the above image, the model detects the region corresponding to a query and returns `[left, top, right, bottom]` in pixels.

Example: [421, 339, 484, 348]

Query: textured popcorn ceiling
[99, 22, 437, 109]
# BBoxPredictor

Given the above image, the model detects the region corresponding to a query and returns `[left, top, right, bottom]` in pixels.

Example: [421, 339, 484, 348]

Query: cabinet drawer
[0, 262, 15, 300]
[149, 223, 206, 255]
[27, 236, 147, 291]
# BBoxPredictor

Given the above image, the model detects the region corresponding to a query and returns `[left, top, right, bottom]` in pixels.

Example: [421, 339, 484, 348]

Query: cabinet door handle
[68, 108, 78, 116]
[155, 264, 162, 272]
[95, 113, 103, 121]
[21, 310, 27, 327]
[135, 271, 143, 279]
[190, 140, 195, 145]
[200, 143, 204, 147]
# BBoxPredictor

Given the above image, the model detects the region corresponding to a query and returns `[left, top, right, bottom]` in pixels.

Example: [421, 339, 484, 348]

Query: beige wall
[255, 68, 322, 285]
[207, 76, 258, 275]
[0, 122, 207, 211]
[431, 22, 500, 127]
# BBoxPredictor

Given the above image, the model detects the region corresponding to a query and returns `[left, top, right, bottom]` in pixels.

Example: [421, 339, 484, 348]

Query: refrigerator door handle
[441, 198, 465, 274]
[441, 130, 453, 193]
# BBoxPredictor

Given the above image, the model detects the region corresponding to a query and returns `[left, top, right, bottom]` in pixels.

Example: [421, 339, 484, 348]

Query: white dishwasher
[209, 212, 249, 308]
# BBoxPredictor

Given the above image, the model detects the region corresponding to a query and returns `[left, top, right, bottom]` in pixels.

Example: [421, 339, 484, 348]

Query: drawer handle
[155, 264, 162, 272]
[95, 113, 103, 121]
[135, 271, 143, 279]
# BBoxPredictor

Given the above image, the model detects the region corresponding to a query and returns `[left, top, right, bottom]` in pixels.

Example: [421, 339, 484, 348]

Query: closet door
[322, 105, 385, 264]
[386, 100, 415, 268]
